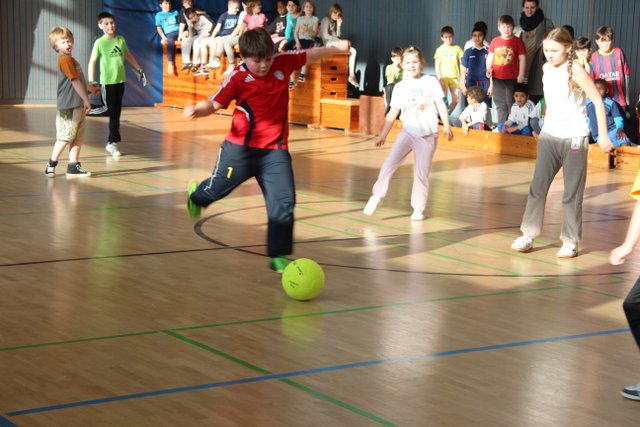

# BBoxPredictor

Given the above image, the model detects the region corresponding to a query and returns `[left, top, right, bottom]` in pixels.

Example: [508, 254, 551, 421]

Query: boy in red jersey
[486, 15, 526, 125]
[589, 26, 630, 109]
[184, 28, 350, 273]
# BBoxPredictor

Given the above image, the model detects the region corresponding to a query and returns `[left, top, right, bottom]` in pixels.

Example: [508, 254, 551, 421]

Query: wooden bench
[319, 98, 359, 131]
[614, 146, 640, 171]
[385, 122, 617, 169]
[354, 95, 622, 170]
[159, 43, 351, 127]
[286, 53, 350, 127]
[159, 41, 237, 114]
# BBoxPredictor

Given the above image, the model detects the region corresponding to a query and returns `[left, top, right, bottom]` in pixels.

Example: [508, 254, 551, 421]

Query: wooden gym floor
[0, 105, 639, 426]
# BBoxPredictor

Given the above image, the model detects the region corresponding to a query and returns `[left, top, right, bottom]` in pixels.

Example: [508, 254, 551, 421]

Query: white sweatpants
[371, 128, 438, 214]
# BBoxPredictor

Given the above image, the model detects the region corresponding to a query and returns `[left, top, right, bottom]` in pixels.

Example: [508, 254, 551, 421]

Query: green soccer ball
[282, 258, 325, 301]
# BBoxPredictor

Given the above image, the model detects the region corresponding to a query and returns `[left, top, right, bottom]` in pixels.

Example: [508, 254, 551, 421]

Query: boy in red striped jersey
[184, 28, 350, 273]
[589, 26, 630, 109]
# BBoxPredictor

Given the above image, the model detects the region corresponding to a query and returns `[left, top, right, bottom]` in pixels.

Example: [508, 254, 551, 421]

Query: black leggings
[190, 141, 296, 258]
[105, 82, 125, 142]
[624, 276, 640, 350]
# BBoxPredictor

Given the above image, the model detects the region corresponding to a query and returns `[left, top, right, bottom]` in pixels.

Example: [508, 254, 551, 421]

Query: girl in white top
[363, 46, 453, 221]
[511, 28, 613, 258]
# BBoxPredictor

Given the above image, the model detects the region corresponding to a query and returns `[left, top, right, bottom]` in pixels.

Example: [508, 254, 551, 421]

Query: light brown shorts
[56, 107, 85, 142]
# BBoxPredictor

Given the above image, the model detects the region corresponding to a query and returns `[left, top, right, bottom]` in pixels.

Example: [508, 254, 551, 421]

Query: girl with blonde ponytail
[510, 27, 614, 258]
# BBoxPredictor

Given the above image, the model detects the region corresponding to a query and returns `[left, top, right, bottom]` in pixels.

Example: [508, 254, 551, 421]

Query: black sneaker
[180, 63, 192, 71]
[66, 163, 91, 177]
[44, 162, 56, 177]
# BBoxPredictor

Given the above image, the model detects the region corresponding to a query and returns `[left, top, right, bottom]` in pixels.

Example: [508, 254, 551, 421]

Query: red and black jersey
[589, 48, 630, 107]
[210, 51, 307, 150]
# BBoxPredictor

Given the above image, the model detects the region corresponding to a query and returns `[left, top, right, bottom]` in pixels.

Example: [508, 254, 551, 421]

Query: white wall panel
[0, 0, 102, 104]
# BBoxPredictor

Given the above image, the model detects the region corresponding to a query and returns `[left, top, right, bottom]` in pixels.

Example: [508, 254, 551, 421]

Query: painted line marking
[5, 328, 628, 418]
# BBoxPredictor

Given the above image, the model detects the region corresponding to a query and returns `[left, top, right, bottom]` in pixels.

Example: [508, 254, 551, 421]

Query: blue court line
[0, 415, 18, 427]
[5, 327, 629, 418]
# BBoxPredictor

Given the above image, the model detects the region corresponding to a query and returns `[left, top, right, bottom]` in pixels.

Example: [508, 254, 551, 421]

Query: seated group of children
[158, 0, 358, 89]
[444, 20, 635, 148]
[453, 80, 634, 148]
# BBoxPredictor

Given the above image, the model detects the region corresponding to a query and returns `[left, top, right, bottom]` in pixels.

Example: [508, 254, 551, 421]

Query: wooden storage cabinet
[161, 45, 352, 127]
[287, 52, 349, 126]
[319, 98, 360, 132]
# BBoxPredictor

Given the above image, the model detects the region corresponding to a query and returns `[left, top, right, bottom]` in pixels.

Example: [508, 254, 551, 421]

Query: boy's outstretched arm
[611, 200, 640, 265]
[183, 99, 223, 120]
[304, 40, 350, 64]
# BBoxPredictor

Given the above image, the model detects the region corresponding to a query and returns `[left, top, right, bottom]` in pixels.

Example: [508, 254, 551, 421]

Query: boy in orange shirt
[45, 26, 96, 177]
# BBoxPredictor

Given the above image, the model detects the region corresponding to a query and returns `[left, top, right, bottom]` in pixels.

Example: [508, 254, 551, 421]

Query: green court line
[297, 202, 570, 274]
[295, 202, 627, 296]
[162, 330, 270, 374]
[297, 219, 373, 238]
[1, 145, 185, 186]
[0, 145, 628, 353]
[171, 286, 566, 332]
[0, 331, 158, 352]
[163, 330, 399, 427]
[428, 251, 518, 276]
[4, 144, 623, 273]
[99, 175, 174, 191]
[0, 286, 564, 353]
[280, 379, 399, 427]
[0, 203, 184, 218]
[571, 286, 627, 299]
[299, 209, 627, 301]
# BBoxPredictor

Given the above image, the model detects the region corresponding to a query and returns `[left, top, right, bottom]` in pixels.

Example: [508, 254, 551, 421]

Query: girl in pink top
[242, 1, 267, 30]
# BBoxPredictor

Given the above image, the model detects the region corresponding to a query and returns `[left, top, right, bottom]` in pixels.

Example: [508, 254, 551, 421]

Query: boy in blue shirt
[460, 22, 491, 107]
[587, 79, 630, 146]
[155, 0, 180, 75]
[202, 0, 242, 74]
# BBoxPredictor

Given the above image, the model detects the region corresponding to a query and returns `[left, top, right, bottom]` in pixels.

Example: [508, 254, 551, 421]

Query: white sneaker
[194, 67, 209, 76]
[207, 58, 221, 69]
[223, 66, 235, 75]
[556, 242, 578, 258]
[105, 142, 121, 157]
[363, 196, 383, 216]
[411, 210, 425, 221]
[621, 384, 640, 400]
[511, 235, 534, 252]
[44, 162, 56, 177]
